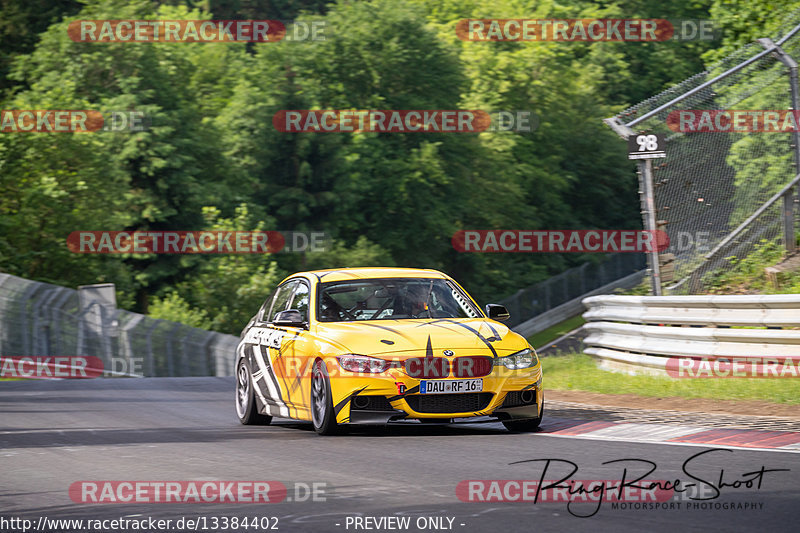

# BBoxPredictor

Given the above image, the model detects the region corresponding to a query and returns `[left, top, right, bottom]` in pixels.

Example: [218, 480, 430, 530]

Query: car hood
[314, 318, 527, 357]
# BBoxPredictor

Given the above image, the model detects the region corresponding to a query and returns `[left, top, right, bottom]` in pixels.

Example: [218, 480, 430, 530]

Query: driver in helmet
[405, 283, 432, 318]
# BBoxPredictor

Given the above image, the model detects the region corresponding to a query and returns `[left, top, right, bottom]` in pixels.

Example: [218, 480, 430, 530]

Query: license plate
[420, 378, 483, 394]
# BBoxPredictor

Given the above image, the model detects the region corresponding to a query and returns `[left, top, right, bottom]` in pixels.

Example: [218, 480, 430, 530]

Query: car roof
[284, 267, 449, 284]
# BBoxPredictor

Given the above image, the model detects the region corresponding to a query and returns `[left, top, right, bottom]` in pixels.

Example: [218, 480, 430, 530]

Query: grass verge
[527, 315, 586, 348]
[543, 353, 800, 404]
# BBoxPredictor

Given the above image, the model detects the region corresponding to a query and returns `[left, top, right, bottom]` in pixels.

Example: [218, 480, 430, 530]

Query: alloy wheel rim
[236, 363, 250, 418]
[311, 364, 326, 427]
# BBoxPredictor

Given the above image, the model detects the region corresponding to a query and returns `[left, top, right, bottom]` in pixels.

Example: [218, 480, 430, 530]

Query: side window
[289, 282, 310, 322]
[266, 281, 297, 322]
[256, 290, 276, 323]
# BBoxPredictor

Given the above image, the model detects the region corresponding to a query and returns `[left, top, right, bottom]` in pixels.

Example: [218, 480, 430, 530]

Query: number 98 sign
[628, 133, 666, 160]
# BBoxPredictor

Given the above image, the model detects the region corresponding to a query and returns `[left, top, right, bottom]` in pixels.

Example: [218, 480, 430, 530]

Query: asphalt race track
[2, 378, 798, 533]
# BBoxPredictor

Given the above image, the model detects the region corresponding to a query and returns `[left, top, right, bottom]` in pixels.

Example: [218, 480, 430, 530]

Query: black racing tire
[311, 359, 339, 435]
[236, 358, 272, 425]
[502, 399, 544, 432]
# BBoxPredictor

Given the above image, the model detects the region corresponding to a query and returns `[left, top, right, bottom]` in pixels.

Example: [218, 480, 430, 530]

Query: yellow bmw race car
[235, 267, 543, 435]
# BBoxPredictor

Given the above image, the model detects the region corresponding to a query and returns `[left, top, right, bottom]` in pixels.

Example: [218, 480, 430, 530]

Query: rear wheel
[311, 359, 339, 435]
[236, 358, 272, 425]
[502, 399, 544, 432]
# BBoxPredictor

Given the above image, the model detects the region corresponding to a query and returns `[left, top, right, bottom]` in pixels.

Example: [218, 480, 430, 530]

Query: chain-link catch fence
[605, 14, 800, 293]
[0, 272, 238, 377]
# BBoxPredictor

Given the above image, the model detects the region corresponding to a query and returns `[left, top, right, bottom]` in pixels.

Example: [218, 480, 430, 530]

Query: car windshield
[317, 278, 482, 322]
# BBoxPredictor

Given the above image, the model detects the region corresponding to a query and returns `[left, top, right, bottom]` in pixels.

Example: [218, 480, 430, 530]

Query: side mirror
[485, 304, 510, 322]
[273, 309, 307, 328]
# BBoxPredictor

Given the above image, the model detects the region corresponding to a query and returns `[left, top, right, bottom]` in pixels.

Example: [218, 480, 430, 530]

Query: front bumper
[332, 367, 544, 425]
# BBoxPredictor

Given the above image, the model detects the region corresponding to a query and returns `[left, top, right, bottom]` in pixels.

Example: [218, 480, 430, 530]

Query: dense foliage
[0, 0, 793, 333]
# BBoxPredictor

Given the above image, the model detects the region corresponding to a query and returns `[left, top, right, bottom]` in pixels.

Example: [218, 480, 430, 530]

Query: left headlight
[337, 354, 390, 373]
[495, 348, 537, 370]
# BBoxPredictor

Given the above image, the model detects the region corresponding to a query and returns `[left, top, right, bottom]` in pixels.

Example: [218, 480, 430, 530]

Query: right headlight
[495, 348, 536, 370]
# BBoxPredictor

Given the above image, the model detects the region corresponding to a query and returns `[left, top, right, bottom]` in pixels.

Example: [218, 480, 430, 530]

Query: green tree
[1, 1, 246, 307]
[165, 204, 285, 333]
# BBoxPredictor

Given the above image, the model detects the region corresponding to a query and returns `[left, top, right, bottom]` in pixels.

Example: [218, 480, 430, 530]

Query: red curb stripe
[702, 430, 794, 447]
[715, 431, 800, 448]
[746, 432, 800, 448]
[668, 428, 755, 445]
[538, 419, 800, 450]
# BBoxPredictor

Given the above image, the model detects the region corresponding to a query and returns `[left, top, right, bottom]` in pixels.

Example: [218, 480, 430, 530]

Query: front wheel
[311, 359, 339, 435]
[502, 400, 544, 432]
[236, 358, 272, 425]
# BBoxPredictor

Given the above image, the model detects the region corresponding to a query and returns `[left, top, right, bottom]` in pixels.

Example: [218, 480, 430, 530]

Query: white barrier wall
[581, 294, 800, 375]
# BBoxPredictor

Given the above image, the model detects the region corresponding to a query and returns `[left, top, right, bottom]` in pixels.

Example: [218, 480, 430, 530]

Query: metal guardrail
[581, 294, 800, 374]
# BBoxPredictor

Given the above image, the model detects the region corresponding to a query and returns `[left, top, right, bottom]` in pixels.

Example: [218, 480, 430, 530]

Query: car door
[270, 280, 315, 417]
[245, 280, 299, 419]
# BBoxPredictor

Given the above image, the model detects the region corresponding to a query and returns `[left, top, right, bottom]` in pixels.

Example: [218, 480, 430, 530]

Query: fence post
[542, 281, 550, 311]
[202, 331, 217, 376]
[179, 328, 196, 376]
[580, 263, 588, 294]
[143, 319, 161, 376]
[165, 323, 183, 377]
[784, 48, 799, 253]
[32, 287, 60, 355]
[19, 282, 42, 355]
[99, 306, 114, 369]
[639, 159, 663, 295]
[120, 314, 144, 377]
[760, 38, 798, 254]
[0, 274, 7, 354]
[49, 288, 73, 355]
